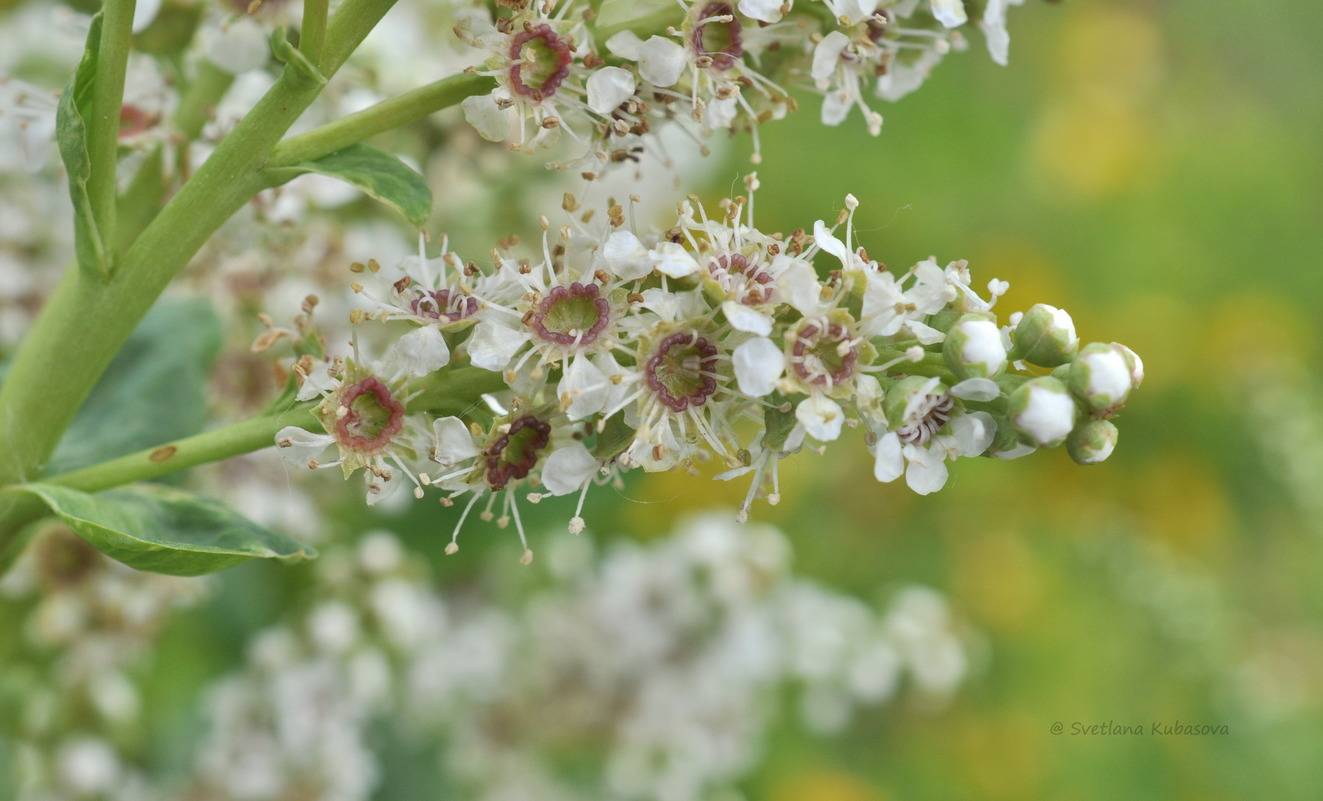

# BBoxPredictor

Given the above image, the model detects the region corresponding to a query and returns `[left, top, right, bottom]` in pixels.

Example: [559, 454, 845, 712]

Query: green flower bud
[1067, 342, 1133, 413]
[1067, 419, 1119, 465]
[1012, 304, 1079, 367]
[1009, 377, 1077, 448]
[943, 314, 1007, 380]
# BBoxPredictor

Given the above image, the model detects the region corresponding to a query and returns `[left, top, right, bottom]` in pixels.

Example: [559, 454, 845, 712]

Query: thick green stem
[268, 74, 495, 167]
[0, 0, 398, 551]
[87, 0, 138, 262]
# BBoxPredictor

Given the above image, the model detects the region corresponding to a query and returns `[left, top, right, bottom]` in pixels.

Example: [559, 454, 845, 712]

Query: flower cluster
[179, 516, 968, 801]
[275, 178, 1142, 556]
[455, 0, 1025, 165]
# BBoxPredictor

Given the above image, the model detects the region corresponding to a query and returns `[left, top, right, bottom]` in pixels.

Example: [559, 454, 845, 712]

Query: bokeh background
[4, 0, 1323, 799]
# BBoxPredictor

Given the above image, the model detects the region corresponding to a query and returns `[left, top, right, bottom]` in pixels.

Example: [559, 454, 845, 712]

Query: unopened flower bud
[1009, 377, 1076, 448]
[1067, 419, 1119, 465]
[944, 314, 1007, 379]
[1012, 304, 1078, 367]
[1113, 342, 1144, 390]
[1067, 342, 1133, 412]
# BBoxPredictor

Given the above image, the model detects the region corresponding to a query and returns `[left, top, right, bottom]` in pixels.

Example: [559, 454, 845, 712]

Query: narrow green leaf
[266, 143, 432, 228]
[57, 11, 110, 278]
[47, 298, 223, 475]
[12, 483, 317, 576]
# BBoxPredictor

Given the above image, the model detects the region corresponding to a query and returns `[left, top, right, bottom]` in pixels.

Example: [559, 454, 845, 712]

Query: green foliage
[11, 483, 316, 576]
[56, 11, 109, 278]
[267, 143, 433, 228]
[46, 298, 222, 475]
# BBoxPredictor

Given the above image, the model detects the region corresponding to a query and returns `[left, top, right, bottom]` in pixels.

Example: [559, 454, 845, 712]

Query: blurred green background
[620, 1, 1323, 798]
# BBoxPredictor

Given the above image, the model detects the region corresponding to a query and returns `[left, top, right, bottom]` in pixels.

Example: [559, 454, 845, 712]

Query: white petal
[739, 0, 786, 23]
[541, 444, 600, 496]
[930, 0, 968, 28]
[907, 320, 946, 345]
[776, 257, 822, 316]
[703, 95, 739, 130]
[461, 94, 510, 142]
[602, 230, 654, 280]
[733, 337, 785, 397]
[559, 356, 608, 420]
[812, 31, 850, 81]
[132, 0, 161, 33]
[586, 67, 636, 114]
[872, 432, 904, 483]
[796, 394, 845, 442]
[604, 30, 644, 60]
[905, 446, 950, 495]
[649, 241, 700, 278]
[381, 326, 450, 379]
[637, 36, 687, 87]
[430, 417, 479, 467]
[949, 411, 996, 457]
[950, 377, 999, 402]
[275, 427, 335, 467]
[722, 301, 773, 335]
[812, 219, 849, 262]
[821, 90, 852, 127]
[466, 319, 526, 371]
[295, 362, 339, 402]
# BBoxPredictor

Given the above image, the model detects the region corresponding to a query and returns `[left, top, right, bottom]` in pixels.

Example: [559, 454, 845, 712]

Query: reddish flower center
[790, 322, 858, 387]
[708, 253, 776, 306]
[411, 288, 478, 323]
[334, 377, 405, 453]
[508, 24, 573, 102]
[691, 2, 743, 70]
[646, 331, 720, 412]
[528, 282, 611, 347]
[483, 415, 552, 491]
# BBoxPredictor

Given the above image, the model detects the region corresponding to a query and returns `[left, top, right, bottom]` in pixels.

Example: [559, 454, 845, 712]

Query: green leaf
[267, 143, 432, 228]
[46, 298, 222, 474]
[12, 483, 316, 576]
[57, 11, 110, 279]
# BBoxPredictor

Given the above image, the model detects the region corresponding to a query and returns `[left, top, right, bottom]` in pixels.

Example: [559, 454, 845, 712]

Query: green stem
[300, 0, 330, 69]
[87, 0, 138, 263]
[0, 0, 399, 551]
[40, 365, 510, 494]
[268, 74, 495, 167]
[46, 408, 317, 494]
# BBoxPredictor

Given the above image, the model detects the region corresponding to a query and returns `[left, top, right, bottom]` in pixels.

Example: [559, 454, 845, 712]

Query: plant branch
[0, 0, 399, 551]
[44, 407, 316, 494]
[87, 0, 138, 263]
[268, 73, 495, 167]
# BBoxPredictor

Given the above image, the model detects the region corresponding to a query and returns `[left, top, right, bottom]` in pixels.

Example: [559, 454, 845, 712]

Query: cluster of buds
[455, 0, 1025, 164]
[274, 176, 1139, 558]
